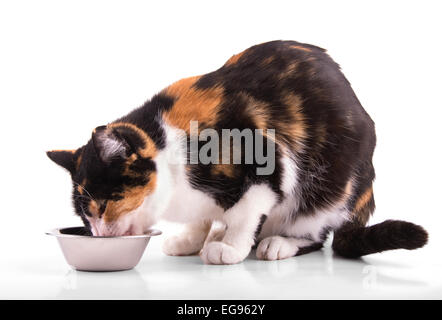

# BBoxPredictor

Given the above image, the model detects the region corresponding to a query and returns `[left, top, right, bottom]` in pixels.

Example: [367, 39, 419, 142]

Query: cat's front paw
[200, 241, 245, 265]
[162, 235, 203, 256]
[256, 236, 298, 260]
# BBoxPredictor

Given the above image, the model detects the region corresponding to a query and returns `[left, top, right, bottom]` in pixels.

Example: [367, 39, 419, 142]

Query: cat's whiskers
[72, 181, 97, 202]
[73, 194, 92, 201]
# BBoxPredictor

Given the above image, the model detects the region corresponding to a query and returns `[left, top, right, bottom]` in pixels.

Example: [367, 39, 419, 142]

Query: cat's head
[47, 123, 158, 236]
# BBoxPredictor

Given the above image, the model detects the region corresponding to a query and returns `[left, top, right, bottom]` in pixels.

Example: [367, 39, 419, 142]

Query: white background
[0, 0, 441, 299]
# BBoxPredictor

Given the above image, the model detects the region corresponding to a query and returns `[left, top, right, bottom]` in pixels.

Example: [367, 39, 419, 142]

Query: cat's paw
[200, 241, 245, 265]
[256, 236, 298, 261]
[162, 235, 203, 256]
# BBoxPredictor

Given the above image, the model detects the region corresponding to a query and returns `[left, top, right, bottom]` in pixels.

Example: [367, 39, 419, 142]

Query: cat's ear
[92, 125, 130, 164]
[46, 150, 77, 174]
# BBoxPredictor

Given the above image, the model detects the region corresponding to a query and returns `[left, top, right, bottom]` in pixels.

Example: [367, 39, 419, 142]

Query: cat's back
[163, 40, 370, 123]
[194, 40, 334, 100]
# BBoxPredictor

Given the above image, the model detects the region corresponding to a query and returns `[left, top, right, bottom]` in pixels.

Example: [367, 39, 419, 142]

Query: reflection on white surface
[1, 235, 441, 299]
[56, 269, 149, 299]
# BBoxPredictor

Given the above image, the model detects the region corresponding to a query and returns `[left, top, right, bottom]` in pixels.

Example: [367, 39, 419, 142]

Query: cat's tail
[332, 220, 428, 258]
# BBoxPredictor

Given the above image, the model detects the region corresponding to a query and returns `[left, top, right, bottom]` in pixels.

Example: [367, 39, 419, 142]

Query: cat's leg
[200, 184, 277, 265]
[256, 202, 349, 260]
[162, 220, 212, 256]
[203, 222, 227, 247]
[256, 236, 322, 260]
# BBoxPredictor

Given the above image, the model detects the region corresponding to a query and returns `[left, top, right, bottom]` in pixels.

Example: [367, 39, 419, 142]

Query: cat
[47, 40, 428, 264]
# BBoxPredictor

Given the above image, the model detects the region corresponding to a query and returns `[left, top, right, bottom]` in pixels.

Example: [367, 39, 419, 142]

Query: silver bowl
[46, 227, 161, 272]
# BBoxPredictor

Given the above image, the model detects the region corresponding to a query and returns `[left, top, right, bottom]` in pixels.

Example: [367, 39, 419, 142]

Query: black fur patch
[46, 150, 78, 175]
[117, 93, 174, 150]
[254, 214, 268, 244]
[332, 220, 429, 258]
[295, 242, 323, 256]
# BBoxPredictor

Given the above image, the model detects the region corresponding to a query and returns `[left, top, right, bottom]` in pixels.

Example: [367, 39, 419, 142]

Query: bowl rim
[45, 226, 162, 239]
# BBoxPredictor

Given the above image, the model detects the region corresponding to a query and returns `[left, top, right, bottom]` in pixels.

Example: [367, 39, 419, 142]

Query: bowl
[46, 227, 162, 271]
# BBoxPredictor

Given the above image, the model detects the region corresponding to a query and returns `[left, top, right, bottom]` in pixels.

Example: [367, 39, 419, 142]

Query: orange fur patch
[281, 93, 307, 150]
[211, 163, 235, 178]
[88, 200, 99, 217]
[103, 173, 157, 223]
[239, 92, 306, 149]
[122, 153, 140, 177]
[109, 122, 158, 159]
[344, 179, 353, 197]
[77, 178, 87, 195]
[224, 51, 245, 66]
[242, 93, 271, 130]
[262, 56, 275, 65]
[278, 61, 298, 79]
[332, 179, 354, 209]
[76, 153, 83, 171]
[289, 45, 312, 53]
[354, 186, 373, 212]
[50, 149, 76, 154]
[162, 76, 224, 133]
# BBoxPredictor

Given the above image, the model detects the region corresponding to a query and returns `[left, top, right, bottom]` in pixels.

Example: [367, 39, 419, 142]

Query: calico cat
[47, 40, 428, 264]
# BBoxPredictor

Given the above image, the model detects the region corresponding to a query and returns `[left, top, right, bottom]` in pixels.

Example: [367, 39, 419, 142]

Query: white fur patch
[163, 220, 212, 256]
[201, 184, 278, 264]
[258, 196, 297, 240]
[163, 234, 205, 256]
[256, 236, 313, 260]
[160, 124, 224, 224]
[261, 202, 350, 243]
[98, 134, 126, 161]
[287, 206, 350, 241]
[200, 241, 244, 265]
[279, 149, 298, 196]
